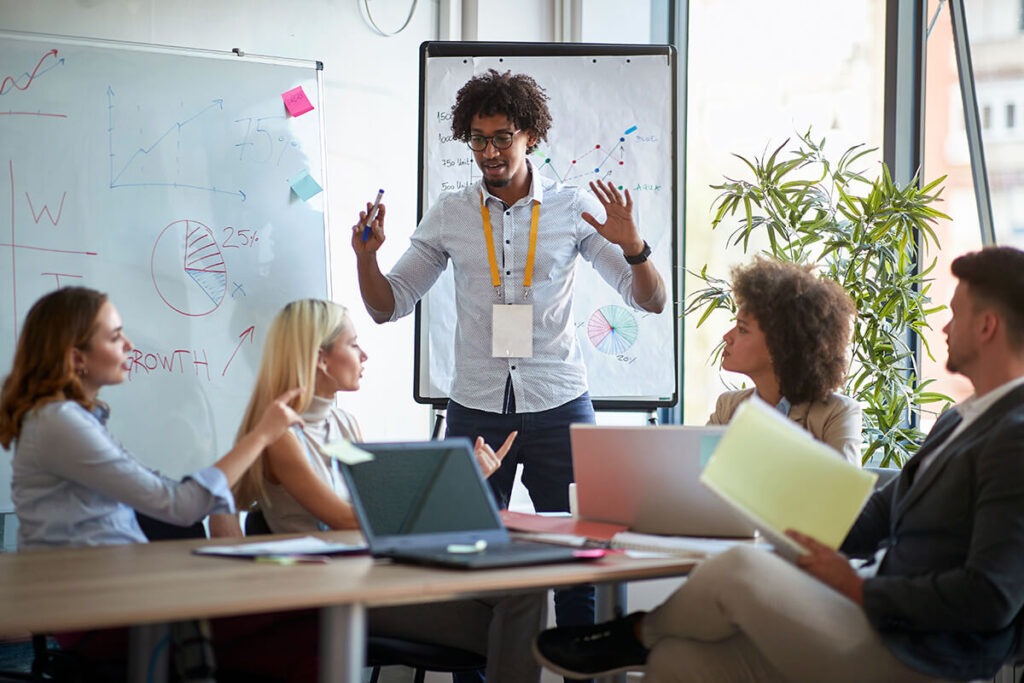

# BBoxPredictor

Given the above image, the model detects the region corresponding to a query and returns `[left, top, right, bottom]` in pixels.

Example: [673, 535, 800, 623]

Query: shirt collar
[775, 396, 793, 417]
[478, 158, 545, 208]
[90, 402, 110, 425]
[753, 389, 792, 417]
[956, 375, 1024, 425]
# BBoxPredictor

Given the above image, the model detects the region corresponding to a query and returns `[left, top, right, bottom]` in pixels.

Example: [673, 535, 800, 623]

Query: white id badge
[492, 304, 533, 358]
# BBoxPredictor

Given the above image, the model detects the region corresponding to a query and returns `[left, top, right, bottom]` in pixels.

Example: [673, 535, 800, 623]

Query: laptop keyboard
[395, 540, 580, 568]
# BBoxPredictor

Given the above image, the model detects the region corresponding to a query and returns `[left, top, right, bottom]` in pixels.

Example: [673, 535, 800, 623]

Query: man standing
[534, 246, 1024, 683]
[352, 69, 667, 633]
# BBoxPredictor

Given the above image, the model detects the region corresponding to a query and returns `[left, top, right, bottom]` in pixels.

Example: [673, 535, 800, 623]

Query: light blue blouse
[12, 401, 233, 549]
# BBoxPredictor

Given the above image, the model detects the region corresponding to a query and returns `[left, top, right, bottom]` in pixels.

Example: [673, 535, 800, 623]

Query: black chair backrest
[244, 508, 272, 536]
[134, 512, 207, 541]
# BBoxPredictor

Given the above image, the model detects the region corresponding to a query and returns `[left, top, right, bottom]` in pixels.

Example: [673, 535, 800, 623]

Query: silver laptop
[571, 425, 758, 538]
[339, 439, 590, 569]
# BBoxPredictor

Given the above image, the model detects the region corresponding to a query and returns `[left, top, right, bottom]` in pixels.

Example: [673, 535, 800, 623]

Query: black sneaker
[532, 613, 649, 680]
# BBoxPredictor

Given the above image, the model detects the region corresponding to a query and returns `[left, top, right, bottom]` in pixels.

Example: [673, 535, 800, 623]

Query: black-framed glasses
[467, 130, 519, 152]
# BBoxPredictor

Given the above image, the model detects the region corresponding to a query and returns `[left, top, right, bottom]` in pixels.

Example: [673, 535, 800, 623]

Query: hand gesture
[582, 180, 644, 255]
[351, 202, 387, 257]
[473, 431, 518, 479]
[256, 387, 304, 440]
[787, 529, 864, 605]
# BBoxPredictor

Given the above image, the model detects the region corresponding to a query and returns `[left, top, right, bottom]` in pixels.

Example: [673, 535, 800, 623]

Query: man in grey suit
[533, 245, 1024, 683]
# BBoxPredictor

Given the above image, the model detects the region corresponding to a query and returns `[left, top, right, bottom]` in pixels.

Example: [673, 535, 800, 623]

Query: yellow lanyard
[480, 192, 540, 293]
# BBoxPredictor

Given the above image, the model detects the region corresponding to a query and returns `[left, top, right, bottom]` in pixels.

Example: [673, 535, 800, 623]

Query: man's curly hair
[731, 257, 856, 404]
[450, 69, 552, 155]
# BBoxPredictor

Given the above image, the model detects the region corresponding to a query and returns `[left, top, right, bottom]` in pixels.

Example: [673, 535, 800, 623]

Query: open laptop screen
[343, 440, 504, 541]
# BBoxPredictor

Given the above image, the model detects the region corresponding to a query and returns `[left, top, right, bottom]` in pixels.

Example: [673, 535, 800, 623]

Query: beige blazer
[708, 388, 862, 465]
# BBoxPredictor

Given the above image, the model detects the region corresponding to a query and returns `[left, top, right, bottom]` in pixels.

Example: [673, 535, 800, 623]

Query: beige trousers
[641, 545, 947, 683]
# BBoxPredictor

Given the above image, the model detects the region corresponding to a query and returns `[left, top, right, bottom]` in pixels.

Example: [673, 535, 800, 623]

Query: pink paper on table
[282, 86, 314, 117]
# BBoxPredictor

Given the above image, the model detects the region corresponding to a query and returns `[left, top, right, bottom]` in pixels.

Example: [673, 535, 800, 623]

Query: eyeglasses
[467, 130, 519, 152]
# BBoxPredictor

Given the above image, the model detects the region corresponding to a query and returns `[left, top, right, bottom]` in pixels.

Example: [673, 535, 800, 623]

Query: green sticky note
[316, 439, 374, 465]
[288, 169, 322, 201]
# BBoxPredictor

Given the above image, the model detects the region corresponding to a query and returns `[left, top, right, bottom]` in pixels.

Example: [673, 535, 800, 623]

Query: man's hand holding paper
[699, 396, 877, 561]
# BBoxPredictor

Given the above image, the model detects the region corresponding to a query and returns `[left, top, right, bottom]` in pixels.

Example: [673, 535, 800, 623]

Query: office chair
[0, 635, 51, 682]
[863, 466, 900, 490]
[244, 508, 487, 682]
[366, 637, 485, 683]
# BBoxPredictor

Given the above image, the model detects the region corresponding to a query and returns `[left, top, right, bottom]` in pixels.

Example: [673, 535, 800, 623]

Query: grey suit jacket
[842, 385, 1024, 680]
[709, 388, 862, 464]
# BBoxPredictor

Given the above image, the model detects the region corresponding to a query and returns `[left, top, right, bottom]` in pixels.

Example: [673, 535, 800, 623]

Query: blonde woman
[211, 299, 544, 683]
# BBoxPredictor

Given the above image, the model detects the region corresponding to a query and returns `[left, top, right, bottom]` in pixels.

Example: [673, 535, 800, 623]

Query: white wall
[0, 0, 439, 442]
[0, 0, 661, 446]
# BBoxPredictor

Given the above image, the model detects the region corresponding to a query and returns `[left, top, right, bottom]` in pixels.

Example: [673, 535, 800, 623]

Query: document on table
[699, 396, 877, 561]
[608, 532, 754, 558]
[194, 536, 367, 558]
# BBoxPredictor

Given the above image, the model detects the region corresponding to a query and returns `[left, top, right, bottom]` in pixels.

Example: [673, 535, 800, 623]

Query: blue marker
[362, 189, 384, 242]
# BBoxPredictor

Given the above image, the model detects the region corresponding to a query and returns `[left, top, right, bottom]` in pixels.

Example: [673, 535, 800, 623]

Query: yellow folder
[699, 396, 877, 559]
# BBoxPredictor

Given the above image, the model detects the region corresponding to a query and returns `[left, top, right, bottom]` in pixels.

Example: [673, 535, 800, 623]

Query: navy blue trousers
[445, 393, 597, 628]
[447, 393, 596, 683]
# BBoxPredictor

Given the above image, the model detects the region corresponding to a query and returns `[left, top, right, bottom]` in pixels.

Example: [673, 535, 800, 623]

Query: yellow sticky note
[699, 396, 876, 551]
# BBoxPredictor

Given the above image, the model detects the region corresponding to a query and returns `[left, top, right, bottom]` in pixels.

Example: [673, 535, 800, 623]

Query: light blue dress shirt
[376, 162, 642, 414]
[12, 400, 234, 549]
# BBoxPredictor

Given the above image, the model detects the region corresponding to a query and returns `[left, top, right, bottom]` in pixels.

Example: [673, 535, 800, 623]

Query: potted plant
[686, 130, 952, 467]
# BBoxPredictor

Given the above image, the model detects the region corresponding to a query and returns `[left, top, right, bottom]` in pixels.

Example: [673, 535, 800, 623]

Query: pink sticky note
[282, 86, 314, 117]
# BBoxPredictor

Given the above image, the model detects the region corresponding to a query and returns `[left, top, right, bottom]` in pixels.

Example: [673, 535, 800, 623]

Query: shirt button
[511, 365, 517, 370]
[505, 240, 510, 244]
[505, 211, 511, 216]
[506, 270, 511, 275]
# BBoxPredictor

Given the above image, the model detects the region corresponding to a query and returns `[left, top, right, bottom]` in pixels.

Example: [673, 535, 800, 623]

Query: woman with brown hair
[710, 257, 862, 463]
[0, 286, 301, 548]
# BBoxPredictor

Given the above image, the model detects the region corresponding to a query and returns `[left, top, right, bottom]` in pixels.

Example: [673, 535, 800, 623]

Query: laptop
[570, 425, 758, 538]
[339, 439, 590, 569]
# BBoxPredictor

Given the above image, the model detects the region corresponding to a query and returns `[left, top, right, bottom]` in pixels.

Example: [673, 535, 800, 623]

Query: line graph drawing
[107, 88, 246, 201]
[443, 125, 641, 192]
[534, 125, 637, 186]
[151, 219, 227, 317]
[586, 304, 639, 355]
[0, 49, 64, 96]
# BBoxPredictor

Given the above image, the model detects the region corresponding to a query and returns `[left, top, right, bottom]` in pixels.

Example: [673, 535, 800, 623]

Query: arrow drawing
[222, 325, 255, 376]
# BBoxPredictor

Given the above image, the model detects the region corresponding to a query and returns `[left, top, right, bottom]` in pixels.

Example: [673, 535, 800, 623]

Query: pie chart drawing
[587, 305, 639, 355]
[151, 219, 227, 317]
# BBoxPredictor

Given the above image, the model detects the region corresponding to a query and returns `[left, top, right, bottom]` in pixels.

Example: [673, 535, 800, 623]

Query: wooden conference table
[0, 531, 700, 683]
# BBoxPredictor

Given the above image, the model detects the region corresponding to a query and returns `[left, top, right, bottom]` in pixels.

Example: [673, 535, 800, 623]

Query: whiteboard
[0, 31, 330, 511]
[415, 42, 678, 410]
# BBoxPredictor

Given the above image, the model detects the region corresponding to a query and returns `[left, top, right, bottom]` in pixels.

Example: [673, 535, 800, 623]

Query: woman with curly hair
[709, 257, 862, 463]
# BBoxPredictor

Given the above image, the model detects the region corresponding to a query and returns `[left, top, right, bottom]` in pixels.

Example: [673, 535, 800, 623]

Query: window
[682, 0, 886, 423]
[918, 0, 993, 425]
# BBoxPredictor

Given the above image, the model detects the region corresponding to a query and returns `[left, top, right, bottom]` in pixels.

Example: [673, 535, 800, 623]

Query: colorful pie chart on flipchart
[151, 219, 227, 317]
[587, 305, 639, 354]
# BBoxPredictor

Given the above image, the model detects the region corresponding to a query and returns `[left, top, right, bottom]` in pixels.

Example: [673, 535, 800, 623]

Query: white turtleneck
[258, 394, 362, 533]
